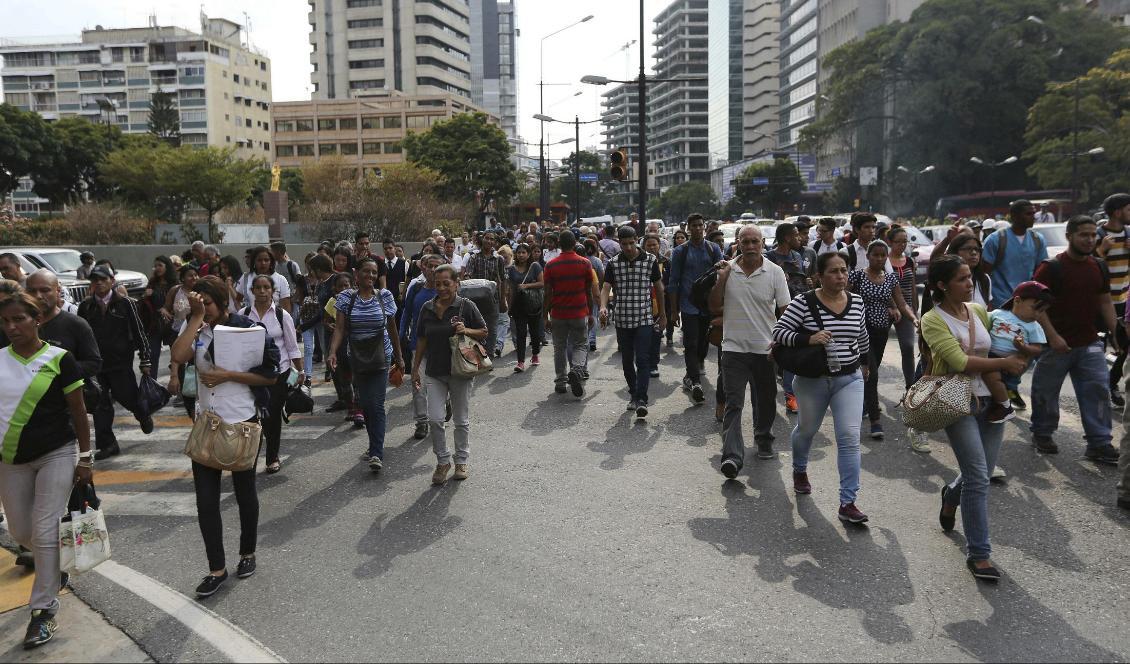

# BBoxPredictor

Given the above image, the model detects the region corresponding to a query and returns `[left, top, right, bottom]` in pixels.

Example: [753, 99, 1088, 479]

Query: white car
[13, 248, 148, 298]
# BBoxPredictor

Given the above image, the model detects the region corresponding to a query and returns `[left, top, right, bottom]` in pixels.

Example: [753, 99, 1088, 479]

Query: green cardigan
[920, 303, 991, 375]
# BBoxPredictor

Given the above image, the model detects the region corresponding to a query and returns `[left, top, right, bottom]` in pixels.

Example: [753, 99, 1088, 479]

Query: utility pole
[574, 116, 581, 223]
[1071, 78, 1080, 205]
[637, 0, 647, 223]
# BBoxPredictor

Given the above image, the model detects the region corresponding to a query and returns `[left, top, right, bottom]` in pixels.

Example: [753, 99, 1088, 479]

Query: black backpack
[690, 266, 719, 314]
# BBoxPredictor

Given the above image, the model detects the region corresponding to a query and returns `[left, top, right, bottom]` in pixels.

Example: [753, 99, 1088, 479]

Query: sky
[2, 0, 670, 160]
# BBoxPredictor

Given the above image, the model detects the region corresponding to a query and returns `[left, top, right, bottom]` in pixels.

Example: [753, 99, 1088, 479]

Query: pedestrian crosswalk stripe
[113, 425, 334, 442]
[100, 491, 227, 517]
[94, 454, 292, 485]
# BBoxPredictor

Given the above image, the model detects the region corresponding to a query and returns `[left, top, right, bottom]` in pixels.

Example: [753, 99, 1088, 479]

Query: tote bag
[900, 308, 976, 432]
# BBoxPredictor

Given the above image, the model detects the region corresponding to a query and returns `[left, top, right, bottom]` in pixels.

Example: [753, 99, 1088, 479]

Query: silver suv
[0, 248, 148, 300]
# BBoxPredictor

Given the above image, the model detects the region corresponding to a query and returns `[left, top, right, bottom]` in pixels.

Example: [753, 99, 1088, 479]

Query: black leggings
[511, 313, 542, 363]
[262, 372, 290, 465]
[864, 325, 891, 422]
[193, 453, 258, 572]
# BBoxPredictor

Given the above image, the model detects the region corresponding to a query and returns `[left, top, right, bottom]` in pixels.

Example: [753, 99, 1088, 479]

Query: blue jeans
[790, 371, 865, 505]
[1030, 341, 1112, 449]
[782, 370, 795, 397]
[588, 302, 599, 346]
[616, 325, 654, 404]
[302, 326, 316, 377]
[943, 397, 1004, 561]
[495, 311, 510, 354]
[354, 369, 389, 459]
[650, 324, 662, 372]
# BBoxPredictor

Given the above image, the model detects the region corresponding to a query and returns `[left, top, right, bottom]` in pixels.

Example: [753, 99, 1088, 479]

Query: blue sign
[752, 177, 770, 185]
[579, 172, 599, 182]
[831, 167, 842, 177]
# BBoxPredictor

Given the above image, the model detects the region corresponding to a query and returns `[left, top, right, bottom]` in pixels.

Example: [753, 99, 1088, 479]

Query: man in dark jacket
[78, 265, 153, 459]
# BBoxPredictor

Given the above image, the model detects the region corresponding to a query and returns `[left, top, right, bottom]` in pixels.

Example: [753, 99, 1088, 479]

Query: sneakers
[579, 369, 590, 380]
[139, 415, 154, 435]
[626, 400, 638, 412]
[990, 465, 1007, 481]
[681, 376, 694, 392]
[785, 393, 798, 414]
[195, 571, 228, 597]
[720, 459, 739, 479]
[1007, 390, 1027, 410]
[985, 402, 1015, 424]
[531, 354, 541, 366]
[939, 485, 956, 532]
[869, 421, 884, 440]
[351, 410, 365, 427]
[1033, 435, 1059, 454]
[493, 348, 502, 359]
[23, 609, 57, 650]
[413, 422, 429, 440]
[236, 556, 256, 579]
[1084, 445, 1120, 466]
[967, 559, 1001, 582]
[15, 546, 34, 568]
[452, 463, 469, 480]
[691, 383, 705, 403]
[432, 463, 451, 485]
[793, 471, 812, 495]
[554, 384, 567, 394]
[93, 445, 120, 461]
[755, 439, 775, 460]
[1112, 388, 1126, 409]
[589, 342, 597, 352]
[838, 503, 869, 524]
[326, 399, 347, 412]
[567, 369, 585, 398]
[908, 429, 931, 454]
[635, 402, 649, 418]
[368, 456, 384, 472]
[649, 367, 660, 378]
[515, 361, 525, 372]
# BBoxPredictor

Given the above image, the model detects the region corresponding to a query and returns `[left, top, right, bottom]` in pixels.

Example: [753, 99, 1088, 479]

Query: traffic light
[609, 148, 628, 181]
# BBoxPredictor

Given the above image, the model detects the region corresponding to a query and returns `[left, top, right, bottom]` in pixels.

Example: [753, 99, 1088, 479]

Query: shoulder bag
[184, 410, 262, 472]
[345, 291, 388, 375]
[449, 299, 493, 378]
[516, 265, 543, 314]
[771, 292, 830, 378]
[900, 307, 976, 432]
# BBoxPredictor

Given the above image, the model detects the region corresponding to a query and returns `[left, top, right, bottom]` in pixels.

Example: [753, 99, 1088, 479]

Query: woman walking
[922, 255, 1026, 582]
[0, 292, 92, 649]
[772, 252, 872, 524]
[848, 240, 915, 440]
[235, 246, 292, 312]
[141, 255, 177, 371]
[411, 264, 488, 485]
[886, 227, 919, 389]
[164, 264, 200, 417]
[241, 275, 303, 474]
[170, 276, 280, 598]
[329, 258, 403, 472]
[507, 243, 544, 371]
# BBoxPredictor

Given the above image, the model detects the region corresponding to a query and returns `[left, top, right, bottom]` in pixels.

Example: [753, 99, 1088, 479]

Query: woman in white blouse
[235, 246, 292, 312]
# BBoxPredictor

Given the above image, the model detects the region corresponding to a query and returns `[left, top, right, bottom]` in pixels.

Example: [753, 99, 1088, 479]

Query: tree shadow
[586, 413, 664, 470]
[353, 483, 463, 579]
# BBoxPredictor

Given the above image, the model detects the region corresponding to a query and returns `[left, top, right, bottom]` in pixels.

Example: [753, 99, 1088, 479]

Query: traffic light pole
[637, 0, 647, 223]
[575, 116, 581, 223]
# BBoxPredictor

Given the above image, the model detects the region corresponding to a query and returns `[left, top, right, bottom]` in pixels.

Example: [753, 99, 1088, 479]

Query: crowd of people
[3, 193, 1130, 648]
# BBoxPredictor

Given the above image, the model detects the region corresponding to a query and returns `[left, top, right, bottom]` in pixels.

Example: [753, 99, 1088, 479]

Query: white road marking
[98, 454, 291, 473]
[94, 560, 288, 663]
[100, 491, 228, 517]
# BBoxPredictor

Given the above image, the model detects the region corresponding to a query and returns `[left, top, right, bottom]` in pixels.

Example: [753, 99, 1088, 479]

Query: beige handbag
[900, 307, 977, 433]
[450, 333, 493, 378]
[184, 410, 262, 472]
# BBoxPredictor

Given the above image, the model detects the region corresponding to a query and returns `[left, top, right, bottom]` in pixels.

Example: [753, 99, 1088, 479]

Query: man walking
[1097, 193, 1130, 407]
[711, 226, 792, 478]
[460, 231, 509, 353]
[77, 265, 153, 459]
[1030, 216, 1119, 465]
[601, 226, 666, 417]
[845, 213, 876, 271]
[383, 239, 407, 308]
[543, 231, 596, 398]
[668, 213, 724, 404]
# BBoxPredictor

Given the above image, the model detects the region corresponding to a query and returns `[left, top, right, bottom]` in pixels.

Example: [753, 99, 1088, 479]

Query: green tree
[802, 0, 1126, 204]
[647, 180, 719, 221]
[550, 150, 614, 218]
[148, 89, 181, 146]
[401, 112, 519, 215]
[732, 158, 805, 216]
[0, 104, 56, 199]
[34, 117, 125, 204]
[101, 139, 188, 222]
[172, 147, 260, 242]
[1023, 48, 1130, 205]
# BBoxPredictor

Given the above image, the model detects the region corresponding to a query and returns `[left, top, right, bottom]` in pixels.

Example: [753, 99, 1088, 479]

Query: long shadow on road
[586, 413, 665, 470]
[354, 483, 463, 578]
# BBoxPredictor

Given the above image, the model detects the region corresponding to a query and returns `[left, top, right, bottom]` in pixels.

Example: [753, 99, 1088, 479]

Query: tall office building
[777, 0, 818, 156]
[1, 16, 272, 214]
[308, 0, 473, 101]
[708, 0, 779, 167]
[650, 0, 710, 192]
[468, 0, 518, 139]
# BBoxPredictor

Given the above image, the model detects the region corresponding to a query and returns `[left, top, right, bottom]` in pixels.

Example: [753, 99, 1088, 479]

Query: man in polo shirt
[601, 225, 666, 418]
[710, 225, 792, 478]
[543, 231, 596, 398]
[668, 214, 724, 404]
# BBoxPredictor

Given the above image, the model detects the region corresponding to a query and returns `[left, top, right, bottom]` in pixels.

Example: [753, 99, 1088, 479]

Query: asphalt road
[70, 329, 1130, 662]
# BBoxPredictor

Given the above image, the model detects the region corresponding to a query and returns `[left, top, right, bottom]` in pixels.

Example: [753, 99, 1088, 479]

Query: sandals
[265, 461, 281, 474]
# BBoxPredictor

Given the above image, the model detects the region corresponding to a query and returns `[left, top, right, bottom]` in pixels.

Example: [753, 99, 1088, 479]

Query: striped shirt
[887, 255, 916, 304]
[336, 289, 397, 360]
[0, 343, 84, 464]
[544, 252, 595, 320]
[772, 291, 870, 368]
[1100, 226, 1130, 306]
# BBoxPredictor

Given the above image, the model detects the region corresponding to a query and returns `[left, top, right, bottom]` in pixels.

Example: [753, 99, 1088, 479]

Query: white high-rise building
[650, 0, 710, 192]
[468, 0, 518, 139]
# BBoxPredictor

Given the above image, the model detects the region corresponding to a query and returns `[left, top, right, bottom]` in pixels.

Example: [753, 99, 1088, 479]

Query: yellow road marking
[0, 548, 70, 614]
[94, 469, 192, 485]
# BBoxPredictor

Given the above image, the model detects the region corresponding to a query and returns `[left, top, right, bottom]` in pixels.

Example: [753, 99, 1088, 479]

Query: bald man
[9, 270, 103, 379]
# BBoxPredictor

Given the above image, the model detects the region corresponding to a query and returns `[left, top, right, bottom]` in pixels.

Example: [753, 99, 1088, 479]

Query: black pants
[331, 346, 353, 403]
[93, 367, 141, 450]
[511, 313, 542, 363]
[1110, 304, 1129, 390]
[864, 325, 891, 422]
[681, 313, 712, 383]
[193, 454, 258, 572]
[262, 372, 291, 465]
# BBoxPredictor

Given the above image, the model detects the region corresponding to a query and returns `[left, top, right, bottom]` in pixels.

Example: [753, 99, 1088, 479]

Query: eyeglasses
[958, 247, 982, 254]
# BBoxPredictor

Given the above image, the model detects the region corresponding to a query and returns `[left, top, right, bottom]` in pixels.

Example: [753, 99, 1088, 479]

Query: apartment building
[600, 81, 647, 211]
[649, 0, 710, 192]
[308, 0, 474, 101]
[271, 91, 494, 175]
[0, 16, 272, 214]
[468, 0, 518, 139]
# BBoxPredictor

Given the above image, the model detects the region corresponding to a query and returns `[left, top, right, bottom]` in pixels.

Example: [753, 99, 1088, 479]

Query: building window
[319, 143, 338, 156]
[340, 142, 359, 155]
[182, 110, 207, 123]
[245, 118, 252, 128]
[233, 74, 240, 83]
[362, 142, 382, 155]
[349, 79, 385, 90]
[318, 118, 337, 131]
[384, 141, 402, 154]
[180, 66, 204, 78]
[296, 144, 315, 156]
[295, 119, 315, 131]
[276, 120, 295, 132]
[346, 0, 381, 6]
[347, 18, 383, 28]
[361, 116, 379, 129]
[382, 116, 401, 129]
[348, 39, 384, 49]
[406, 115, 430, 129]
[276, 145, 295, 157]
[349, 59, 384, 69]
[339, 117, 358, 130]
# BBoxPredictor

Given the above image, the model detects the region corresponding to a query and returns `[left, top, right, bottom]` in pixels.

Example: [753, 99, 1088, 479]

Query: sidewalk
[0, 535, 151, 663]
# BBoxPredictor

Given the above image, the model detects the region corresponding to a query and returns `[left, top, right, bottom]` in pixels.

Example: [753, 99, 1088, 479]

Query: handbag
[345, 290, 389, 375]
[900, 307, 977, 432]
[182, 364, 199, 399]
[450, 333, 493, 378]
[59, 482, 110, 575]
[771, 292, 830, 378]
[137, 372, 171, 418]
[516, 265, 543, 314]
[183, 410, 262, 472]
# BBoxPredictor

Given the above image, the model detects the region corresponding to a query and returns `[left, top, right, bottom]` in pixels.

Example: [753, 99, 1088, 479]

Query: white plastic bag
[59, 507, 111, 574]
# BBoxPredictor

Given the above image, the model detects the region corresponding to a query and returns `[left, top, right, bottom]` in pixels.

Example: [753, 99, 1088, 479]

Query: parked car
[0, 249, 90, 303]
[4, 248, 148, 298]
[1033, 223, 1068, 257]
[901, 226, 936, 282]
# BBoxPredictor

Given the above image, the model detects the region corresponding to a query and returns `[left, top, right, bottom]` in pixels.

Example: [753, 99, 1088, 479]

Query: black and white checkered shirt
[606, 250, 660, 328]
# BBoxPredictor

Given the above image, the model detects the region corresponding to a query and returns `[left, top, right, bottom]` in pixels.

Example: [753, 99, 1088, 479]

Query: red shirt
[543, 251, 594, 319]
[1034, 252, 1107, 348]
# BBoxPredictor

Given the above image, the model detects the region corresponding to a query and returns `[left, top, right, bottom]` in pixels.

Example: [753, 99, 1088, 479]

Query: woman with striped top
[772, 251, 872, 524]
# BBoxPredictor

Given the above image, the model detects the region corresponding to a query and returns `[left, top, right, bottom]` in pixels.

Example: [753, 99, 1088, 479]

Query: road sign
[579, 172, 599, 182]
[831, 167, 842, 177]
[859, 166, 879, 186]
[752, 177, 770, 185]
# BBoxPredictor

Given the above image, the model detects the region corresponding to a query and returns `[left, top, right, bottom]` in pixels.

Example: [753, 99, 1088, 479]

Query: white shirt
[193, 324, 258, 424]
[444, 252, 464, 271]
[936, 306, 992, 397]
[848, 240, 868, 270]
[721, 258, 792, 354]
[542, 248, 561, 263]
[815, 240, 842, 256]
[243, 302, 301, 374]
[236, 272, 291, 308]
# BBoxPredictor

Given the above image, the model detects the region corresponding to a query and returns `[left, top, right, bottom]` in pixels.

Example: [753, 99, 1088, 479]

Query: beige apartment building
[271, 91, 494, 176]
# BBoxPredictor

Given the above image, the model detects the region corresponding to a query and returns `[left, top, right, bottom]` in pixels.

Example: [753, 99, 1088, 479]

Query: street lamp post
[535, 112, 620, 223]
[896, 165, 935, 215]
[539, 15, 594, 224]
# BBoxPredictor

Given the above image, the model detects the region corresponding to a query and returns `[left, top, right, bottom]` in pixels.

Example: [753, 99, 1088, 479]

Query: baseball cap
[88, 265, 114, 281]
[1001, 280, 1053, 310]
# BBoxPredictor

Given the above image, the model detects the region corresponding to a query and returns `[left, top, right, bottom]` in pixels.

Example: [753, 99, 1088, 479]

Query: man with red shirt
[543, 230, 596, 398]
[1030, 215, 1120, 464]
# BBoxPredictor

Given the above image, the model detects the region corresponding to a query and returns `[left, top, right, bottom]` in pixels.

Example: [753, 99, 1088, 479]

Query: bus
[934, 189, 1074, 220]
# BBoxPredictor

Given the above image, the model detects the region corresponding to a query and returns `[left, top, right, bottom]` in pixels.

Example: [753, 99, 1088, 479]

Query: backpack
[812, 239, 846, 253]
[990, 227, 1046, 274]
[690, 266, 719, 314]
[674, 240, 722, 310]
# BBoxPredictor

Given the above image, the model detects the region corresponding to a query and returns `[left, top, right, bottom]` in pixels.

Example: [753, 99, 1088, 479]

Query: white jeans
[424, 373, 473, 465]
